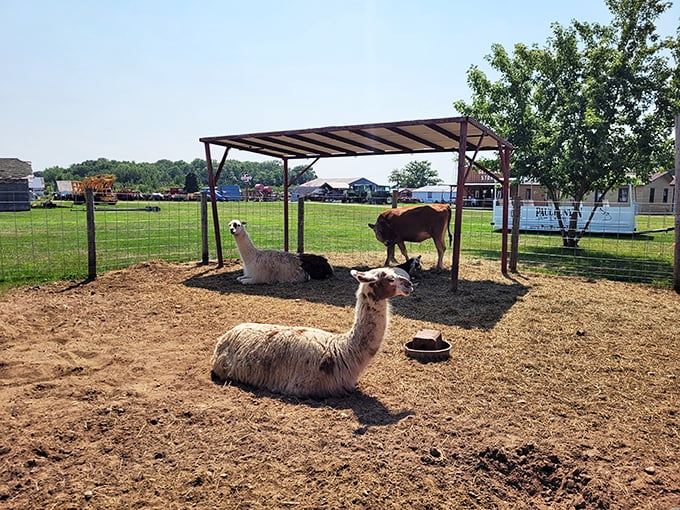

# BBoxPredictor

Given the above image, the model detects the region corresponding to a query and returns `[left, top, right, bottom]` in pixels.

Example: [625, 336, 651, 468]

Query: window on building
[649, 188, 655, 203]
[525, 188, 532, 200]
[618, 187, 629, 203]
[662, 188, 669, 203]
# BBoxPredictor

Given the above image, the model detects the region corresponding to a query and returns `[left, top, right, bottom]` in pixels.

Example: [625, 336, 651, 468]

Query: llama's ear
[368, 223, 375, 230]
[351, 269, 377, 283]
[242, 221, 248, 226]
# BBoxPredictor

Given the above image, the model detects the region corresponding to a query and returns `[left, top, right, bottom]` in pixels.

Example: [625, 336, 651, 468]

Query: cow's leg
[396, 241, 409, 263]
[385, 244, 398, 266]
[433, 235, 446, 270]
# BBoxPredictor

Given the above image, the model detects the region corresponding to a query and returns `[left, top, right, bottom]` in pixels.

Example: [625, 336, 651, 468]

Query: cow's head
[368, 217, 396, 246]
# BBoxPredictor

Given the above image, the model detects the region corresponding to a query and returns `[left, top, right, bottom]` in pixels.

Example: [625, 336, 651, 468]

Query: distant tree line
[37, 158, 318, 193]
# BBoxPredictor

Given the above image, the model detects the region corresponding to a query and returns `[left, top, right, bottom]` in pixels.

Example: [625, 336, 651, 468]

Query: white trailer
[491, 185, 638, 234]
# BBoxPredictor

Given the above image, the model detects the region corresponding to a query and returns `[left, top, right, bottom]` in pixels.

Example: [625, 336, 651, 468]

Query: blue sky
[1, 1, 677, 185]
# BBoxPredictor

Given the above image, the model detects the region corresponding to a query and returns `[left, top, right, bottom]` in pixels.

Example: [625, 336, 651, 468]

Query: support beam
[451, 120, 468, 292]
[500, 146, 511, 275]
[283, 158, 289, 252]
[204, 143, 224, 267]
[288, 157, 320, 187]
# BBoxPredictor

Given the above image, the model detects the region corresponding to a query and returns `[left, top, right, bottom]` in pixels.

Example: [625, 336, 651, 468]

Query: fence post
[297, 197, 305, 254]
[391, 189, 398, 208]
[85, 188, 96, 280]
[200, 191, 209, 265]
[510, 184, 520, 273]
[674, 115, 679, 293]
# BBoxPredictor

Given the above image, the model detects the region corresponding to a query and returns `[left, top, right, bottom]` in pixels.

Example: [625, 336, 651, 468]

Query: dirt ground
[0, 253, 678, 510]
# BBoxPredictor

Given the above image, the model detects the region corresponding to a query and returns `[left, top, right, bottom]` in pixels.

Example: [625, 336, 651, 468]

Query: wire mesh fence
[0, 197, 675, 288]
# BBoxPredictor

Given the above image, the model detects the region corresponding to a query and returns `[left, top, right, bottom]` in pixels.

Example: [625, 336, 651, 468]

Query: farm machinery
[72, 174, 118, 205]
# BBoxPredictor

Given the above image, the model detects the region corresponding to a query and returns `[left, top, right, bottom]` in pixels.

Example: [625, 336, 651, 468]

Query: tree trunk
[562, 209, 581, 248]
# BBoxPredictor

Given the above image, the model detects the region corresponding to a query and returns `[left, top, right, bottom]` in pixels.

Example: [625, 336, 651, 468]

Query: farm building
[291, 177, 381, 202]
[411, 184, 456, 204]
[636, 171, 676, 214]
[496, 172, 676, 214]
[55, 180, 74, 200]
[0, 158, 32, 212]
[29, 176, 45, 197]
[464, 169, 497, 207]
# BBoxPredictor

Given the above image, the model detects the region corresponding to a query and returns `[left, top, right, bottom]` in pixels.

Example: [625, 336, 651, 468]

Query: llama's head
[350, 267, 413, 300]
[228, 220, 247, 236]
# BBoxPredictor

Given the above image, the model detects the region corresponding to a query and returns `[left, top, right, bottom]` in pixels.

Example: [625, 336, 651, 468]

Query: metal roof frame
[200, 116, 514, 292]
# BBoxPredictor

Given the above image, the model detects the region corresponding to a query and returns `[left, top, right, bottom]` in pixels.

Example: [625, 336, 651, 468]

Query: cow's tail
[446, 205, 453, 247]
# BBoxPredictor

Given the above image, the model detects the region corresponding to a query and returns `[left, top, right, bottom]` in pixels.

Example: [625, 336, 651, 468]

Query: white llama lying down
[228, 219, 333, 284]
[211, 266, 413, 398]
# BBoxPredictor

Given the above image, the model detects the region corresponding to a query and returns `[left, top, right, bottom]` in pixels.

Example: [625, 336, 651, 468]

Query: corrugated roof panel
[199, 117, 513, 159]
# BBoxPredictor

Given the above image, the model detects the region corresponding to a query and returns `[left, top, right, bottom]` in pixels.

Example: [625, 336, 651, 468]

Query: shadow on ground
[212, 376, 414, 428]
[184, 262, 528, 329]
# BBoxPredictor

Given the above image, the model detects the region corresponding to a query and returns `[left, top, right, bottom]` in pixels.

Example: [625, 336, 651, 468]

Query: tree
[290, 165, 318, 185]
[454, 0, 679, 247]
[388, 161, 442, 188]
[36, 157, 306, 195]
[184, 172, 199, 193]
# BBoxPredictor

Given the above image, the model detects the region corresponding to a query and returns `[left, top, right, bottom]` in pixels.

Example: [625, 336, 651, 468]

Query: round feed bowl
[404, 339, 451, 362]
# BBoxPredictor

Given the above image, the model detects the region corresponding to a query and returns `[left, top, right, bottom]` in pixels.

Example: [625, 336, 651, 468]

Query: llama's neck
[233, 232, 258, 263]
[346, 287, 389, 354]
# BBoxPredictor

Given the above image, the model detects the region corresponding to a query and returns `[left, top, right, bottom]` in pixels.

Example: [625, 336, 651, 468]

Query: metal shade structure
[200, 116, 514, 291]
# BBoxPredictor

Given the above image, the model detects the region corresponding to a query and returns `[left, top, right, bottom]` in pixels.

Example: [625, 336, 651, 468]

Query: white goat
[211, 267, 413, 398]
[228, 219, 333, 284]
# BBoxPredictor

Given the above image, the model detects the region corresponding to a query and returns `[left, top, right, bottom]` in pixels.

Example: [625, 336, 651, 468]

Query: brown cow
[368, 204, 452, 270]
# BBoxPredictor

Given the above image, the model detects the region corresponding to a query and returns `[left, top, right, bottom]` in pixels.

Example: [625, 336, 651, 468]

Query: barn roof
[56, 181, 74, 193]
[412, 184, 454, 192]
[300, 177, 370, 188]
[200, 117, 514, 160]
[0, 158, 32, 180]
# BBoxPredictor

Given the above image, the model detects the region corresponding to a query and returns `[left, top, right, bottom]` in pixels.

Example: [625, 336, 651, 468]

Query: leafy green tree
[388, 161, 442, 188]
[184, 172, 199, 193]
[454, 0, 679, 247]
[290, 165, 318, 184]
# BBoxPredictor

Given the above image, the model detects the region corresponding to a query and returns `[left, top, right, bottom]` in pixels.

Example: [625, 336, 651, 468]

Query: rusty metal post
[501, 148, 510, 275]
[283, 158, 289, 252]
[501, 146, 511, 275]
[451, 121, 467, 292]
[204, 143, 224, 267]
[509, 182, 520, 273]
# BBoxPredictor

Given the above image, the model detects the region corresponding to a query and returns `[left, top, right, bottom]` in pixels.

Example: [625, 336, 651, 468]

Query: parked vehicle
[219, 185, 241, 201]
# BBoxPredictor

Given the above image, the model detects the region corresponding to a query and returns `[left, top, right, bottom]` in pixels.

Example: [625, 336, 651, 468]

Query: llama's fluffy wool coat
[228, 219, 333, 284]
[211, 267, 413, 398]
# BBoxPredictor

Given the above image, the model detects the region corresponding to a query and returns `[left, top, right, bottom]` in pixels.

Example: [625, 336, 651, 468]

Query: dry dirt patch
[0, 255, 678, 509]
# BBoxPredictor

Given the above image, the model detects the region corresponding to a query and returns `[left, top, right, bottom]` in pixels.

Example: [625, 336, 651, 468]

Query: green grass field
[0, 199, 675, 288]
